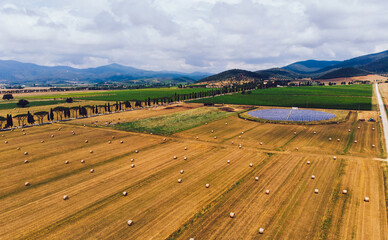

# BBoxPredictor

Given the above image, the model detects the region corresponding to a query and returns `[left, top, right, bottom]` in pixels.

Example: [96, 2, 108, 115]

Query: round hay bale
[211, 130, 214, 133]
[196, 136, 199, 140]
[23, 132, 26, 135]
[127, 220, 133, 226]
[85, 140, 88, 143]
[41, 140, 44, 143]
[123, 191, 127, 196]
[307, 161, 310, 165]
[329, 138, 332, 141]
[205, 183, 210, 188]
[65, 160, 69, 164]
[51, 135, 54, 138]
[17, 147, 20, 150]
[259, 142, 263, 145]
[354, 140, 357, 143]
[63, 195, 69, 200]
[229, 212, 235, 218]
[249, 163, 253, 167]
[90, 169, 94, 173]
[184, 147, 187, 150]
[72, 132, 75, 135]
[90, 150, 93, 153]
[333, 156, 337, 160]
[227, 160, 230, 164]
[178, 178, 182, 183]
[25, 182, 30, 186]
[120, 140, 124, 144]
[239, 136, 241, 139]
[348, 129, 351, 132]
[295, 147, 299, 151]
[108, 140, 111, 144]
[241, 131, 244, 134]
[24, 160, 29, 164]
[214, 136, 217, 139]
[163, 138, 167, 141]
[24, 152, 28, 155]
[205, 122, 208, 125]
[239, 145, 242, 149]
[372, 144, 376, 148]
[190, 238, 195, 240]
[4, 141, 8, 144]
[150, 133, 153, 135]
[135, 150, 139, 153]
[342, 189, 348, 194]
[259, 228, 264, 234]
[180, 170, 184, 174]
[265, 189, 270, 194]
[184, 156, 187, 160]
[81, 160, 85, 163]
[364, 197, 369, 202]
[294, 132, 297, 135]
[255, 177, 259, 181]
[357, 126, 360, 129]
[130, 158, 134, 162]
[225, 123, 228, 125]
[311, 175, 315, 179]
[131, 164, 135, 168]
[173, 156, 177, 159]
[372, 127, 375, 131]
[112, 136, 115, 139]
[314, 189, 319, 194]
[231, 141, 234, 144]
[337, 138, 340, 142]
[313, 131, 317, 134]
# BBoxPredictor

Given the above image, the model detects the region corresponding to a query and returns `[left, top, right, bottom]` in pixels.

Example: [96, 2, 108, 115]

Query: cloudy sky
[0, 0, 387, 73]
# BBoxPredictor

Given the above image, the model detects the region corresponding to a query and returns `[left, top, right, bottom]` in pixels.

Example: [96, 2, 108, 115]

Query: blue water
[247, 109, 336, 122]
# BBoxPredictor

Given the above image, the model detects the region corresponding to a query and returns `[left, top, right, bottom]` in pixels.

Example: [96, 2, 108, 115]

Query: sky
[0, 0, 387, 73]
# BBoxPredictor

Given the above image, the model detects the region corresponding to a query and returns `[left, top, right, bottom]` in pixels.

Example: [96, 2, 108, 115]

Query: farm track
[0, 103, 387, 239]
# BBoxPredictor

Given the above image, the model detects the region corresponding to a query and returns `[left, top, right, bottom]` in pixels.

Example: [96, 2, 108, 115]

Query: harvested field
[0, 102, 386, 239]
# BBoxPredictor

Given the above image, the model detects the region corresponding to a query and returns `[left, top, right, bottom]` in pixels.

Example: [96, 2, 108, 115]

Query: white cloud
[0, 0, 387, 73]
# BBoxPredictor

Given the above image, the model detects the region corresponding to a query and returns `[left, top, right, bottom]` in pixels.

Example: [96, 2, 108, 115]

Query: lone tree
[124, 101, 131, 109]
[66, 97, 73, 103]
[34, 111, 48, 124]
[6, 114, 13, 127]
[49, 108, 54, 121]
[13, 113, 28, 126]
[2, 94, 13, 100]
[17, 99, 29, 108]
[27, 111, 35, 124]
[52, 106, 67, 120]
[70, 106, 80, 118]
[0, 116, 6, 128]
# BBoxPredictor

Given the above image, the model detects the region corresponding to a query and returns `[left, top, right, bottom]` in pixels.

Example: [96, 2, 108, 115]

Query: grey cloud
[0, 0, 387, 73]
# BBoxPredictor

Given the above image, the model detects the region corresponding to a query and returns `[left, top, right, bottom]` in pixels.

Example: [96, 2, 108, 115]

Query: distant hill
[255, 68, 302, 79]
[197, 69, 268, 84]
[316, 67, 370, 79]
[283, 60, 341, 73]
[198, 50, 388, 84]
[0, 60, 210, 85]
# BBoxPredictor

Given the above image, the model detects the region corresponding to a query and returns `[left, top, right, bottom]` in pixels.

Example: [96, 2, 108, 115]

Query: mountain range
[199, 50, 388, 84]
[0, 61, 210, 85]
[1, 50, 387, 86]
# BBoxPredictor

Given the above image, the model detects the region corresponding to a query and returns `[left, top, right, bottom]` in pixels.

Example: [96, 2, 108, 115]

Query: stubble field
[0, 103, 386, 240]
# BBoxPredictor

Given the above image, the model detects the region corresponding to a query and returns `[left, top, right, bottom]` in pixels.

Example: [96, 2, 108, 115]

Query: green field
[191, 85, 372, 110]
[24, 87, 214, 101]
[113, 107, 234, 135]
[0, 100, 66, 110]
